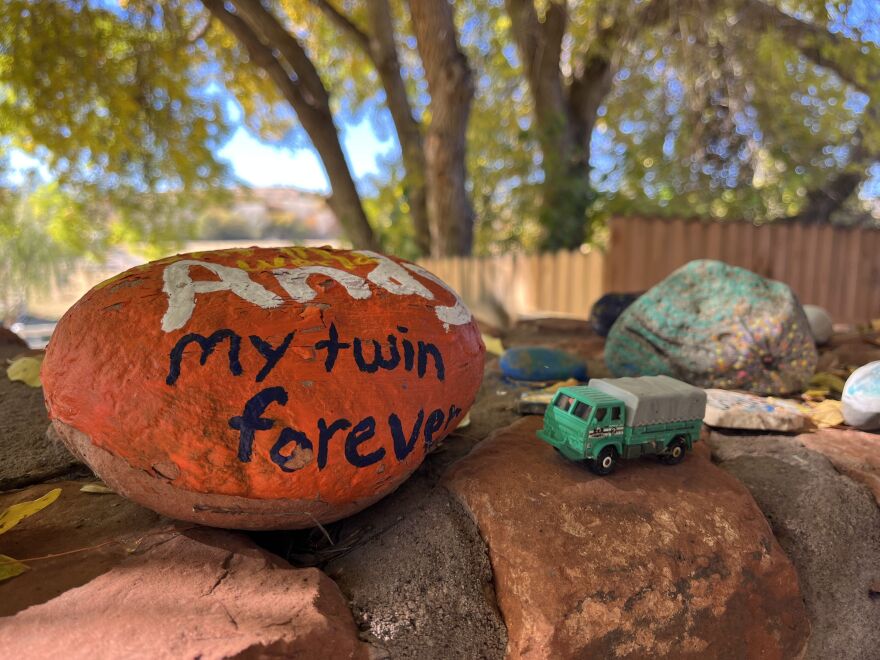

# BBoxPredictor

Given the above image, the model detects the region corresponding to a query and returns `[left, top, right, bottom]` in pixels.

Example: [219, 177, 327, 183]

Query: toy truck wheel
[661, 437, 687, 465]
[590, 446, 617, 476]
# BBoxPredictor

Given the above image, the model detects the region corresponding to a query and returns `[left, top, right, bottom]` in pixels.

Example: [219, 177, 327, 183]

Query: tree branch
[201, 0, 310, 112]
[230, 0, 330, 110]
[567, 0, 672, 127]
[736, 0, 875, 94]
[201, 0, 378, 249]
[309, 0, 371, 53]
[407, 0, 475, 255]
[308, 0, 430, 254]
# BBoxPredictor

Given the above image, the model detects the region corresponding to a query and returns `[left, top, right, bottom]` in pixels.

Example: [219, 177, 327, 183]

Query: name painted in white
[160, 251, 472, 333]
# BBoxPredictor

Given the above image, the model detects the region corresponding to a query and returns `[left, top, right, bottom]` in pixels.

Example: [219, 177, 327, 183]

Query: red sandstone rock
[444, 417, 810, 659]
[0, 528, 367, 659]
[797, 428, 880, 506]
[0, 326, 27, 349]
[0, 480, 163, 617]
[41, 247, 484, 529]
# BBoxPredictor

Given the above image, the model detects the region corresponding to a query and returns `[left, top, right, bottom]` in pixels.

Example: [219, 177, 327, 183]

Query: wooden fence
[418, 249, 607, 323]
[418, 217, 880, 324]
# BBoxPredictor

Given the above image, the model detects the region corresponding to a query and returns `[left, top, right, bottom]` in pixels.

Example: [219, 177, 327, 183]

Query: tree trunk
[407, 0, 475, 257]
[505, 0, 669, 250]
[505, 0, 593, 250]
[364, 1, 431, 256]
[203, 0, 379, 251]
[788, 170, 864, 223]
[541, 51, 614, 250]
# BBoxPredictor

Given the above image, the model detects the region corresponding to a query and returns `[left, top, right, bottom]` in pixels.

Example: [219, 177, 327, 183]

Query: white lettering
[161, 260, 284, 332]
[160, 254, 473, 332]
[353, 250, 435, 299]
[402, 263, 473, 329]
[273, 266, 372, 303]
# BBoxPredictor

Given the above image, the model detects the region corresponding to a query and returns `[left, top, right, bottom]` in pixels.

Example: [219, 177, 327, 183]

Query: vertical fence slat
[870, 231, 880, 321]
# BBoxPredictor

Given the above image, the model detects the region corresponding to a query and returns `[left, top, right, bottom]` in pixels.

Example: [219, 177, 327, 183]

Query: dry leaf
[0, 554, 29, 582]
[0, 487, 61, 535]
[80, 483, 114, 494]
[809, 372, 846, 393]
[0, 487, 62, 582]
[539, 378, 581, 393]
[797, 399, 845, 429]
[481, 334, 504, 357]
[6, 355, 44, 387]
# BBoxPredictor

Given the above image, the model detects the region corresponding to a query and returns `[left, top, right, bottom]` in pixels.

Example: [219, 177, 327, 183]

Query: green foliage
[0, 181, 79, 319]
[363, 159, 423, 261]
[594, 1, 880, 223]
[0, 0, 230, 257]
[1, 0, 879, 298]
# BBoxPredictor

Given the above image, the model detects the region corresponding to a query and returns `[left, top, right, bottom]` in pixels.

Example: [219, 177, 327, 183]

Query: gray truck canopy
[588, 375, 707, 427]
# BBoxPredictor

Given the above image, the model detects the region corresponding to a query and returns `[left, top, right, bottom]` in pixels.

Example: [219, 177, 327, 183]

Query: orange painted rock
[42, 247, 484, 529]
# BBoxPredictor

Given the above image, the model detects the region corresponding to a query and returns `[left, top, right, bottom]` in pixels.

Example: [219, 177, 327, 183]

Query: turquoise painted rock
[500, 347, 588, 382]
[605, 260, 817, 395]
[842, 361, 880, 430]
[589, 292, 642, 337]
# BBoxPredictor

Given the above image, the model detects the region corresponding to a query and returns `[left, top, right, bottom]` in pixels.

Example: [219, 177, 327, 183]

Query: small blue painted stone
[500, 346, 588, 382]
[589, 292, 643, 337]
[842, 361, 880, 430]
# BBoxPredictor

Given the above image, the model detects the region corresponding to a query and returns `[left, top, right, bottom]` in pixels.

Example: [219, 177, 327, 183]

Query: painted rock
[499, 346, 587, 382]
[42, 246, 484, 530]
[703, 389, 806, 432]
[803, 304, 833, 345]
[605, 260, 817, 395]
[842, 361, 880, 430]
[588, 292, 642, 337]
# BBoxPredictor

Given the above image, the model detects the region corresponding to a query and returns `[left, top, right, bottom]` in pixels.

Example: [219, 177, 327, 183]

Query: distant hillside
[196, 187, 340, 241]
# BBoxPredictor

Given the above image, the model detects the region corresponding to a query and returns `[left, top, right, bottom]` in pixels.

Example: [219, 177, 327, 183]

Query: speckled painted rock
[605, 260, 817, 395]
[499, 346, 587, 382]
[703, 389, 806, 431]
[588, 292, 642, 337]
[42, 246, 484, 530]
[842, 361, 880, 430]
[803, 304, 833, 345]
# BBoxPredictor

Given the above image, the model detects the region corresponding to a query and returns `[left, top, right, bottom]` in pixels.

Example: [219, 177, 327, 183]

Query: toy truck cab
[537, 376, 706, 475]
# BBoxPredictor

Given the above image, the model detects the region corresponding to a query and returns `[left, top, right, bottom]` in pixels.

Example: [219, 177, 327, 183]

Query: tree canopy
[1, 0, 879, 285]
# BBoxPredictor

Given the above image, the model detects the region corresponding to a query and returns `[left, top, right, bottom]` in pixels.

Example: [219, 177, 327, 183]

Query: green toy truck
[537, 375, 707, 475]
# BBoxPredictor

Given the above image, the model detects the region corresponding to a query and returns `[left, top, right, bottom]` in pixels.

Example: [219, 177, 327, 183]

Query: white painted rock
[703, 389, 806, 432]
[842, 361, 880, 430]
[803, 305, 833, 345]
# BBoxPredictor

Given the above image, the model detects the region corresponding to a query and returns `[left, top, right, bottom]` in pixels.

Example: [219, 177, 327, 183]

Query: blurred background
[2, 0, 879, 345]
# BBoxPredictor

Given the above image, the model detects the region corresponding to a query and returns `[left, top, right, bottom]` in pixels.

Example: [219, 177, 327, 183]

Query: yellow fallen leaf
[6, 355, 43, 387]
[872, 318, 880, 332]
[481, 334, 504, 357]
[80, 483, 114, 494]
[809, 372, 846, 393]
[539, 378, 581, 393]
[797, 399, 844, 429]
[0, 554, 29, 582]
[0, 487, 61, 535]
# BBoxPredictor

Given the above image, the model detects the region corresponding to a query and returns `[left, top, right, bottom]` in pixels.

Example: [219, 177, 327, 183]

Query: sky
[217, 114, 392, 194]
